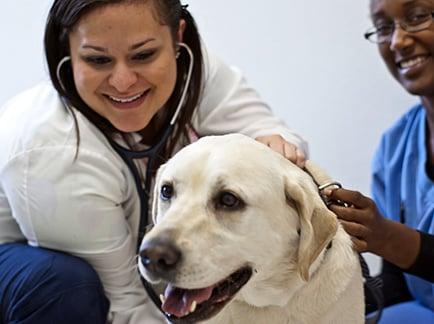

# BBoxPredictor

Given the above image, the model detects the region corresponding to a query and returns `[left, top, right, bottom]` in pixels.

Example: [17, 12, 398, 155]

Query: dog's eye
[160, 184, 174, 201]
[217, 192, 242, 209]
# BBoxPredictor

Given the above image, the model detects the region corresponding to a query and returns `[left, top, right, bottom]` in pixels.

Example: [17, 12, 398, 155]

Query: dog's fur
[139, 134, 364, 324]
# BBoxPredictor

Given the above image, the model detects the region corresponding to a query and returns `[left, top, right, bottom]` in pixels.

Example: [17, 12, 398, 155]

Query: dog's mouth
[162, 266, 253, 323]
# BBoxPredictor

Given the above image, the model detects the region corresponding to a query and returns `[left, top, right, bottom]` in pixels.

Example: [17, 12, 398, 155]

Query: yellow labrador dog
[139, 134, 364, 324]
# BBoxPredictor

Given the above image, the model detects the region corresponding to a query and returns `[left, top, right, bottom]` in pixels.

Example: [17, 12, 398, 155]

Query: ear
[284, 172, 338, 282]
[177, 19, 186, 43]
[151, 164, 166, 224]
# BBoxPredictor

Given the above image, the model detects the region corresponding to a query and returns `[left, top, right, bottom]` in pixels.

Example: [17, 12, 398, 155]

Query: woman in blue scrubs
[327, 0, 434, 322]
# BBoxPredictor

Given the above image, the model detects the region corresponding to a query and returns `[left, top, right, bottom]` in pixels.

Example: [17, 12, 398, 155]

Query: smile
[105, 91, 148, 103]
[397, 55, 429, 70]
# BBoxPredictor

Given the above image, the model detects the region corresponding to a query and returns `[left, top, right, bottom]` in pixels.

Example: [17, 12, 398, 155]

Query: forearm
[374, 218, 420, 269]
[405, 231, 434, 282]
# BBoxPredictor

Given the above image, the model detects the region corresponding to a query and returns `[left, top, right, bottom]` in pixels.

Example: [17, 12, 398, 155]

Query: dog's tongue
[162, 283, 214, 318]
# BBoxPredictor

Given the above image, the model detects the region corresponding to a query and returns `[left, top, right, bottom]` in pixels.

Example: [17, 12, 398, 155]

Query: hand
[324, 188, 389, 254]
[255, 134, 306, 167]
[325, 188, 420, 269]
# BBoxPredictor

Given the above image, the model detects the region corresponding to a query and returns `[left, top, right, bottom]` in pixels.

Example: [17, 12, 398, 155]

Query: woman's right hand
[324, 188, 420, 269]
[324, 188, 388, 254]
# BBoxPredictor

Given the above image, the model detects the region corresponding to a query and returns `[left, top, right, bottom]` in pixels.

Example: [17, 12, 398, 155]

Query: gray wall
[1, 1, 419, 272]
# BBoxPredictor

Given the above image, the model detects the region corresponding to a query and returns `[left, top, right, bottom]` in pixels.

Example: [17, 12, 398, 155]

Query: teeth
[190, 300, 197, 313]
[159, 294, 166, 304]
[400, 56, 426, 69]
[108, 92, 144, 103]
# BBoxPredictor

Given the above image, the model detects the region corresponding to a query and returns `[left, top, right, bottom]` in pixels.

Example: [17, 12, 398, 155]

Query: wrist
[375, 219, 420, 269]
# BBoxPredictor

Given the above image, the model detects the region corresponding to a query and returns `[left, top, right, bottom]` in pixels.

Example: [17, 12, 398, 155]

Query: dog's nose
[140, 238, 182, 276]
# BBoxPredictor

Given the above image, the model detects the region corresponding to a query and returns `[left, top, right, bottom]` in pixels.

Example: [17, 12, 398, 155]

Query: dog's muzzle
[139, 237, 182, 282]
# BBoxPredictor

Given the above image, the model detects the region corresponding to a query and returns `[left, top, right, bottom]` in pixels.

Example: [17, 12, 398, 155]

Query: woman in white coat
[0, 1, 307, 323]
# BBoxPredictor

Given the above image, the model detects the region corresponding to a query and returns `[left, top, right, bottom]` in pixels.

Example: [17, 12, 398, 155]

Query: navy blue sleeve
[405, 231, 434, 283]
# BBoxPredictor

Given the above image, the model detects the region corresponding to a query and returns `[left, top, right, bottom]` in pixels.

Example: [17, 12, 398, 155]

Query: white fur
[140, 134, 364, 324]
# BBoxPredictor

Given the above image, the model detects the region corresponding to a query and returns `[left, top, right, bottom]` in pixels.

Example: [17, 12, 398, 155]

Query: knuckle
[353, 191, 363, 202]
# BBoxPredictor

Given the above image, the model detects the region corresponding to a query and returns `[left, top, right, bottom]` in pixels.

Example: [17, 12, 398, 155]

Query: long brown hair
[44, 0, 203, 159]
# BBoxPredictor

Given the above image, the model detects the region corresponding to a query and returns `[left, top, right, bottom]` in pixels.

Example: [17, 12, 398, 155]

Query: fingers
[325, 188, 371, 209]
[339, 219, 368, 238]
[255, 135, 306, 167]
[350, 237, 368, 253]
[284, 142, 306, 168]
[338, 220, 369, 252]
[329, 204, 363, 223]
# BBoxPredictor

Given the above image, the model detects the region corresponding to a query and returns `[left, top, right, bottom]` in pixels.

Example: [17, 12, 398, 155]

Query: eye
[375, 24, 393, 36]
[216, 191, 243, 210]
[132, 50, 156, 61]
[160, 184, 174, 201]
[84, 56, 112, 65]
[406, 10, 430, 26]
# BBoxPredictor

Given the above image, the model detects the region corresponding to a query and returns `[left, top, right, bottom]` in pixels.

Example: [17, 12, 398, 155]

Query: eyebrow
[81, 38, 157, 52]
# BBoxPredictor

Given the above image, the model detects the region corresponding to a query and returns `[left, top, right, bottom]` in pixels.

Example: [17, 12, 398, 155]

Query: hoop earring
[56, 56, 71, 92]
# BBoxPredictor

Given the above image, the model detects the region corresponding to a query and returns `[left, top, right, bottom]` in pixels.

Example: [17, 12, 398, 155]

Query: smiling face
[370, 0, 434, 97]
[68, 2, 183, 132]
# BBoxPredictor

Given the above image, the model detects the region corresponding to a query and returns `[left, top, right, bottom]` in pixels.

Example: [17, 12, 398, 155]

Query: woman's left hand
[256, 134, 306, 167]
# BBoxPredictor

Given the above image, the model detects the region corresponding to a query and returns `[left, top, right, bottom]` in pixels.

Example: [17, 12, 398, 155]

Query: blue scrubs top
[371, 104, 434, 310]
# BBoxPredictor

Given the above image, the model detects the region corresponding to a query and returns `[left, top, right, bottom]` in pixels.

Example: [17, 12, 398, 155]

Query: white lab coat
[0, 52, 307, 323]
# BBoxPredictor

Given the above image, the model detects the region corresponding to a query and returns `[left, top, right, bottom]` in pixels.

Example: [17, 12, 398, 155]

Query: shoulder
[373, 104, 424, 172]
[0, 82, 73, 148]
[378, 104, 424, 152]
[202, 49, 242, 89]
[382, 105, 424, 140]
[0, 82, 120, 170]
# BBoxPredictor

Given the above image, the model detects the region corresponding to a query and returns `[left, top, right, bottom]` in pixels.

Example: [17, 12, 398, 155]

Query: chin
[399, 81, 434, 97]
[110, 118, 151, 133]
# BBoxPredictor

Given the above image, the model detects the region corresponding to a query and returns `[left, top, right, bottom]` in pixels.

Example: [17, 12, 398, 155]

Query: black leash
[360, 254, 384, 324]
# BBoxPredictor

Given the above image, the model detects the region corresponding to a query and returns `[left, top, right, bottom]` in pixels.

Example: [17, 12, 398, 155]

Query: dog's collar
[301, 167, 336, 254]
[303, 167, 350, 208]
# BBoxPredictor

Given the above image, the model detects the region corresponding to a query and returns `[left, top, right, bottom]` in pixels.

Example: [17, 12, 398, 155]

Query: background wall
[0, 1, 419, 272]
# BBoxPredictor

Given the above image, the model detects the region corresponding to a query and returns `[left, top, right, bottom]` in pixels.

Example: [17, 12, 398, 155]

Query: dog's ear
[284, 163, 338, 282]
[151, 164, 166, 224]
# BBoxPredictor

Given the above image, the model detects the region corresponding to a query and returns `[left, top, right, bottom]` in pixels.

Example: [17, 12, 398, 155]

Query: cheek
[378, 46, 398, 75]
[72, 64, 103, 96]
[148, 59, 178, 95]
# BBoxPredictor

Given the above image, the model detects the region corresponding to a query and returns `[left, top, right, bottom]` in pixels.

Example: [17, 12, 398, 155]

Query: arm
[326, 188, 434, 282]
[1, 146, 164, 323]
[194, 51, 308, 166]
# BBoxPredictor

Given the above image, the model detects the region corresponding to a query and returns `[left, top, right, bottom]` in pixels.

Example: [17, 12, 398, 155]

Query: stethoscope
[104, 43, 195, 319]
[103, 42, 194, 249]
[57, 42, 194, 318]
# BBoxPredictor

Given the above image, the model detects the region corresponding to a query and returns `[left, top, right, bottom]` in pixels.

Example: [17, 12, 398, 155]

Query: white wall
[0, 1, 53, 100]
[1, 1, 419, 273]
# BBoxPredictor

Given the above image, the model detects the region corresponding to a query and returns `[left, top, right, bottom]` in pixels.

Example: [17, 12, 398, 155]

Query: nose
[108, 63, 138, 93]
[140, 237, 182, 277]
[389, 25, 413, 52]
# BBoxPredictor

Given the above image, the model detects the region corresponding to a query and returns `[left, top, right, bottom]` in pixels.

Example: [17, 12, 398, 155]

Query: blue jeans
[0, 243, 109, 324]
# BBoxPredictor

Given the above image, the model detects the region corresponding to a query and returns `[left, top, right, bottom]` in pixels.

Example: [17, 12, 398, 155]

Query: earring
[176, 49, 181, 59]
[56, 56, 71, 92]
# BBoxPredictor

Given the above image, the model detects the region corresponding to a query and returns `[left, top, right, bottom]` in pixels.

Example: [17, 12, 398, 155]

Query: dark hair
[44, 0, 203, 159]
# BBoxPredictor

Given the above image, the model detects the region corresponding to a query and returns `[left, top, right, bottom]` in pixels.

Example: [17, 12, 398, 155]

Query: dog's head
[138, 134, 337, 322]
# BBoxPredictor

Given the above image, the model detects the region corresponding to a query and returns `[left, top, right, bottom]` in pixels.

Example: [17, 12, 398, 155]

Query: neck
[422, 97, 434, 166]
